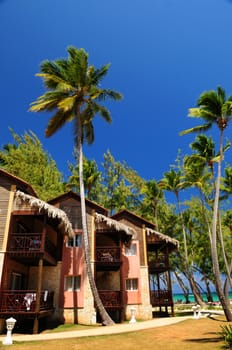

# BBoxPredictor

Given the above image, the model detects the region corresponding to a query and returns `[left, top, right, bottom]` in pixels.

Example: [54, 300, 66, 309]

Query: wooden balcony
[148, 256, 169, 272]
[7, 233, 57, 264]
[98, 291, 122, 308]
[96, 247, 121, 270]
[0, 290, 54, 318]
[150, 290, 173, 307]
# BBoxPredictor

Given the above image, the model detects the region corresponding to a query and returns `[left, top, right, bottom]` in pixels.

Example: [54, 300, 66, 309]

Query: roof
[95, 213, 137, 239]
[15, 190, 74, 237]
[112, 209, 178, 248]
[146, 227, 179, 248]
[112, 209, 155, 229]
[0, 168, 37, 197]
[48, 191, 108, 216]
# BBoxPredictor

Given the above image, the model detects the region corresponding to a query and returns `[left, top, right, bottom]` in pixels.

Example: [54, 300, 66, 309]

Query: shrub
[219, 324, 232, 349]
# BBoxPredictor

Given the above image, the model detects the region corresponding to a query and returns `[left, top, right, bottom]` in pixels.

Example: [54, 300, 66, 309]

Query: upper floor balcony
[7, 233, 57, 265]
[95, 246, 121, 270]
[148, 254, 169, 272]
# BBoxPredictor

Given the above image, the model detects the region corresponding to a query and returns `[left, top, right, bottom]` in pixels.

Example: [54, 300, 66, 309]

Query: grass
[0, 315, 229, 350]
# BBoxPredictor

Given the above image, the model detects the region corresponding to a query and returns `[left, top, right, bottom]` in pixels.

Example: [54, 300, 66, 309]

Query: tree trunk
[187, 272, 205, 306]
[176, 194, 204, 306]
[211, 130, 232, 321]
[77, 111, 114, 326]
[174, 271, 190, 303]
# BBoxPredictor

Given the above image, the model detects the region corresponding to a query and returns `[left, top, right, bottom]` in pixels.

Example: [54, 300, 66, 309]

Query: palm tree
[180, 86, 232, 321]
[67, 155, 102, 201]
[159, 168, 204, 305]
[140, 179, 163, 229]
[189, 134, 216, 177]
[30, 46, 122, 325]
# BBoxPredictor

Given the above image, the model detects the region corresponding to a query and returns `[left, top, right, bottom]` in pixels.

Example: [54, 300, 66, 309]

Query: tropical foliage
[0, 128, 64, 200]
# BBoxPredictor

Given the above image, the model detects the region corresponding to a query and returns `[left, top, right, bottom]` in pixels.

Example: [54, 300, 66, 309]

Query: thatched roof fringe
[15, 190, 74, 237]
[95, 213, 137, 239]
[146, 227, 179, 248]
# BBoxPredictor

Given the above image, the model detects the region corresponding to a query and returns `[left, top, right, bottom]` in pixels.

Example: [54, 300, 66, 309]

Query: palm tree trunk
[77, 111, 114, 326]
[211, 130, 232, 321]
[176, 193, 204, 305]
[218, 214, 232, 290]
[174, 271, 190, 303]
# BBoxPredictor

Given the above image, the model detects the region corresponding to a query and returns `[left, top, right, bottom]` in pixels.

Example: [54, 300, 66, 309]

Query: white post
[2, 317, 17, 345]
[192, 304, 201, 319]
[129, 307, 137, 324]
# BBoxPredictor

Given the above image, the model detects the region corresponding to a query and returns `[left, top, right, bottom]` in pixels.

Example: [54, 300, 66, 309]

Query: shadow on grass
[186, 331, 222, 344]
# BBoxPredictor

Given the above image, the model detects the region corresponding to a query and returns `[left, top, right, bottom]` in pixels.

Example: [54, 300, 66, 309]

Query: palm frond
[67, 46, 88, 86]
[45, 109, 74, 137]
[89, 63, 110, 85]
[58, 96, 76, 112]
[29, 91, 70, 112]
[179, 123, 212, 136]
[96, 89, 123, 101]
[83, 121, 94, 145]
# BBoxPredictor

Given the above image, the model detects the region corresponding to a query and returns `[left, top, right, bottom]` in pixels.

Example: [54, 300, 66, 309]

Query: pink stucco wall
[121, 241, 141, 305]
[60, 237, 85, 308]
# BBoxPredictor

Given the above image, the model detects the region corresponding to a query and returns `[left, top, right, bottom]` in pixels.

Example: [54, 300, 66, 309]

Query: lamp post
[192, 304, 201, 319]
[129, 307, 137, 324]
[2, 317, 17, 345]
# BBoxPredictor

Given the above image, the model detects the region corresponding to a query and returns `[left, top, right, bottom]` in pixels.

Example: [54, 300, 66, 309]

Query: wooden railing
[150, 290, 173, 306]
[98, 291, 121, 308]
[148, 256, 169, 270]
[0, 290, 54, 313]
[96, 247, 121, 263]
[7, 233, 56, 257]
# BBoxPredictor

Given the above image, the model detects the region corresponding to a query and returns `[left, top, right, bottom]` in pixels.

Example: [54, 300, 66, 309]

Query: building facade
[0, 169, 178, 333]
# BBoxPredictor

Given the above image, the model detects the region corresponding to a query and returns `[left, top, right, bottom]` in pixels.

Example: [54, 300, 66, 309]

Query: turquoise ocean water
[173, 292, 232, 303]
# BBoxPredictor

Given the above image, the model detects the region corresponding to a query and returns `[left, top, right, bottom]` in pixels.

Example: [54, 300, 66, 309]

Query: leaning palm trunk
[174, 271, 190, 303]
[177, 195, 204, 305]
[218, 214, 232, 291]
[211, 130, 232, 321]
[77, 112, 114, 326]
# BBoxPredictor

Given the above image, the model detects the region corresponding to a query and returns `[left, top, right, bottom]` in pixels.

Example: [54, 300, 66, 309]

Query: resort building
[0, 169, 178, 334]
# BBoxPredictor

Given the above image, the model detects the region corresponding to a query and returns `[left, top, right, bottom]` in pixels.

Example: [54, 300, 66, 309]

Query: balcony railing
[150, 290, 173, 306]
[148, 256, 169, 271]
[7, 233, 56, 257]
[0, 290, 54, 314]
[96, 247, 121, 263]
[98, 291, 121, 308]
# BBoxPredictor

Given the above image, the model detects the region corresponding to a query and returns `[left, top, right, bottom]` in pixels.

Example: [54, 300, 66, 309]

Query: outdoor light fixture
[2, 317, 17, 345]
[129, 307, 137, 323]
[192, 304, 201, 319]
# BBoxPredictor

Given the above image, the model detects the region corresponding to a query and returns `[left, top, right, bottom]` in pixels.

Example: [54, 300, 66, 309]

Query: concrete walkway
[0, 316, 191, 343]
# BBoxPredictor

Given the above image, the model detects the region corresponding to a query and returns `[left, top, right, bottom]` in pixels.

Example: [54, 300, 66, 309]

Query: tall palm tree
[30, 46, 122, 325]
[159, 169, 204, 305]
[180, 86, 232, 321]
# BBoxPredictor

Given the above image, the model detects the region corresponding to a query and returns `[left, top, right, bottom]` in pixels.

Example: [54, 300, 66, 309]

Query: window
[65, 276, 81, 291]
[126, 278, 138, 291]
[10, 272, 23, 290]
[124, 243, 137, 256]
[67, 234, 82, 248]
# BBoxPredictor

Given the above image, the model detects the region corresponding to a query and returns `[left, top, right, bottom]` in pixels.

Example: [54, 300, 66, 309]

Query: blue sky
[1, 0, 232, 183]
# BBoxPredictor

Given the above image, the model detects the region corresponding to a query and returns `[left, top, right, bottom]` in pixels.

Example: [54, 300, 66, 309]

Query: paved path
[0, 316, 191, 343]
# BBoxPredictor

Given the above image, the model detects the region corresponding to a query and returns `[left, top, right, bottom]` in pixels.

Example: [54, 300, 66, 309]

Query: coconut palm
[159, 169, 204, 305]
[30, 46, 122, 325]
[67, 155, 102, 201]
[180, 86, 232, 321]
